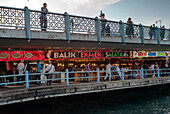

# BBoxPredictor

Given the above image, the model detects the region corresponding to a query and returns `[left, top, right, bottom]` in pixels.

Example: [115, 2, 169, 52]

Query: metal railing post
[139, 24, 144, 45]
[24, 6, 31, 41]
[121, 68, 124, 80]
[95, 17, 101, 42]
[25, 70, 29, 89]
[157, 67, 160, 78]
[169, 29, 170, 40]
[119, 20, 125, 44]
[64, 12, 71, 41]
[157, 27, 161, 45]
[65, 69, 69, 85]
[141, 68, 144, 79]
[97, 68, 100, 82]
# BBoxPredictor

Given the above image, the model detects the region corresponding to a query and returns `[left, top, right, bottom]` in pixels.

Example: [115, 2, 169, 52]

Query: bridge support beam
[120, 20, 125, 44]
[95, 17, 101, 42]
[139, 24, 144, 45]
[157, 27, 161, 45]
[64, 12, 71, 41]
[24, 7, 31, 41]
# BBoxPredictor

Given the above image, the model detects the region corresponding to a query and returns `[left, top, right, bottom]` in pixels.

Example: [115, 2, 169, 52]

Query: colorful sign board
[133, 51, 170, 58]
[0, 51, 44, 61]
[45, 50, 130, 60]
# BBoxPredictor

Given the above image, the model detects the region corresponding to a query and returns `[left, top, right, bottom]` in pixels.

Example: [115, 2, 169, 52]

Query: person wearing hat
[45, 61, 55, 86]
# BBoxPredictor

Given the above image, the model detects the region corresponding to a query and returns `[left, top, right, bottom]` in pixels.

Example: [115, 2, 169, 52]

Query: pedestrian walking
[17, 60, 25, 81]
[133, 62, 138, 78]
[36, 60, 42, 85]
[45, 61, 55, 86]
[104, 62, 112, 81]
[84, 63, 91, 82]
[150, 63, 155, 78]
[143, 63, 148, 78]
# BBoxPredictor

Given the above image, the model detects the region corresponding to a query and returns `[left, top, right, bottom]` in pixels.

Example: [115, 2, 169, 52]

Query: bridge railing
[29, 10, 65, 31]
[0, 68, 169, 89]
[0, 6, 170, 43]
[0, 6, 25, 29]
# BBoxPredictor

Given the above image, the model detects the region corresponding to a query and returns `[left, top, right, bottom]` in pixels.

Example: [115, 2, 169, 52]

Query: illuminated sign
[105, 52, 129, 58]
[133, 51, 170, 58]
[80, 52, 101, 58]
[45, 51, 130, 60]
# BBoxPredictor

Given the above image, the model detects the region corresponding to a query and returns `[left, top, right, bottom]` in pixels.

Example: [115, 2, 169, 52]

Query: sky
[0, 0, 170, 28]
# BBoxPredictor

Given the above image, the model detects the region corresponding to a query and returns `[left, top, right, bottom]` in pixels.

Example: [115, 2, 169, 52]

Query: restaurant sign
[45, 50, 130, 60]
[0, 51, 44, 61]
[133, 51, 170, 58]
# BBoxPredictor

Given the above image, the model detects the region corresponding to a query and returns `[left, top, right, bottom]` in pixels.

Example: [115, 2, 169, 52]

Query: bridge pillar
[139, 24, 144, 45]
[24, 6, 31, 41]
[95, 17, 101, 42]
[157, 27, 161, 45]
[119, 20, 125, 44]
[64, 12, 71, 41]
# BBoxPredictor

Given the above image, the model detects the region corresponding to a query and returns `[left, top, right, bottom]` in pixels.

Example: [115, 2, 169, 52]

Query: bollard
[157, 67, 160, 78]
[141, 68, 144, 79]
[25, 70, 29, 89]
[121, 68, 124, 80]
[97, 68, 100, 82]
[65, 69, 69, 85]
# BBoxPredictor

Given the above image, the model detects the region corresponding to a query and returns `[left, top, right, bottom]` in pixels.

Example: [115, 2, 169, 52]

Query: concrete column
[24, 6, 31, 41]
[139, 24, 144, 45]
[64, 12, 71, 41]
[119, 20, 125, 44]
[95, 17, 101, 42]
[157, 27, 161, 45]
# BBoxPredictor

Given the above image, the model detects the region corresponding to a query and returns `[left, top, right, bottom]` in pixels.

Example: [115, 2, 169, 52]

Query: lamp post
[156, 20, 162, 28]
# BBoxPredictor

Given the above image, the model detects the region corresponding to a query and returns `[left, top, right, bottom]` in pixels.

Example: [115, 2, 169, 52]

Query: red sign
[0, 51, 8, 61]
[0, 51, 44, 61]
[80, 52, 101, 58]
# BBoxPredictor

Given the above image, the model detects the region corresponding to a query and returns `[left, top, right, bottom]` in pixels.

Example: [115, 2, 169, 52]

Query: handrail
[0, 68, 169, 89]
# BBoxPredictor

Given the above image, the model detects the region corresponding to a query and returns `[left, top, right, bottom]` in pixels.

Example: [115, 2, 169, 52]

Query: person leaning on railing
[40, 3, 48, 31]
[126, 18, 134, 38]
[100, 13, 107, 35]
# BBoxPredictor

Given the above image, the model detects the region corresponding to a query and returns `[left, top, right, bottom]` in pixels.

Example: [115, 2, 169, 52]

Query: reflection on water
[0, 84, 169, 114]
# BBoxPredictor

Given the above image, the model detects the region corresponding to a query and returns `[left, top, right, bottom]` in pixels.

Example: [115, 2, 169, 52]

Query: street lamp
[156, 20, 162, 28]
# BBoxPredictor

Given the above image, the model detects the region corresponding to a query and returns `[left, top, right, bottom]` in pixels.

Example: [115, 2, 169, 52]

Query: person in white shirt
[45, 61, 55, 86]
[17, 60, 25, 74]
[150, 63, 155, 78]
[17, 60, 25, 81]
[104, 62, 112, 81]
